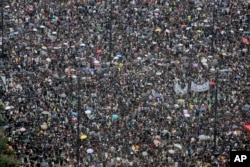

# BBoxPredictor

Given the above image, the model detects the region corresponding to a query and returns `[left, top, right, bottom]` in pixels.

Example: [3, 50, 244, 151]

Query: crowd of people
[0, 0, 249, 166]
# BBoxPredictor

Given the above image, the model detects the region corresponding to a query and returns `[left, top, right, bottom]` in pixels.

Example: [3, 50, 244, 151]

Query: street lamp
[67, 67, 82, 166]
[210, 67, 218, 150]
[1, 0, 4, 58]
[108, 0, 114, 62]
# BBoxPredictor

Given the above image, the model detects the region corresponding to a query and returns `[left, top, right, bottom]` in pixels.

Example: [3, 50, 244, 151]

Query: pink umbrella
[155, 135, 161, 140]
[94, 60, 100, 67]
[153, 140, 161, 147]
[20, 127, 26, 132]
[242, 37, 249, 45]
[71, 117, 77, 123]
[181, 24, 187, 29]
[96, 49, 102, 54]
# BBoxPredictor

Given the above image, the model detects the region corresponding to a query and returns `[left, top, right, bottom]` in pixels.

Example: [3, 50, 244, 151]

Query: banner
[191, 81, 210, 92]
[1, 75, 7, 91]
[174, 82, 188, 95]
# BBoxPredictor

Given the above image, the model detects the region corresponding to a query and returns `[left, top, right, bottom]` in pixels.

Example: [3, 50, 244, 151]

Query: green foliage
[0, 131, 20, 166]
[0, 102, 4, 112]
[0, 154, 20, 167]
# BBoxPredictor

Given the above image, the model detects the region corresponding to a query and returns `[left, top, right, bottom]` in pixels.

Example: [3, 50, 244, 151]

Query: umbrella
[154, 27, 162, 33]
[46, 58, 51, 63]
[94, 60, 100, 67]
[51, 114, 58, 119]
[42, 46, 47, 50]
[155, 135, 161, 140]
[173, 143, 182, 150]
[71, 117, 77, 122]
[235, 75, 241, 79]
[2, 125, 10, 130]
[41, 111, 51, 116]
[193, 63, 198, 67]
[142, 151, 148, 156]
[168, 149, 175, 154]
[40, 161, 48, 167]
[156, 71, 162, 76]
[5, 106, 14, 110]
[71, 111, 78, 116]
[242, 37, 249, 44]
[209, 81, 215, 86]
[20, 127, 26, 132]
[112, 114, 119, 120]
[80, 134, 87, 140]
[87, 148, 94, 154]
[153, 140, 161, 147]
[87, 114, 95, 120]
[181, 24, 186, 29]
[198, 135, 210, 140]
[60, 93, 67, 97]
[85, 110, 91, 115]
[96, 49, 102, 54]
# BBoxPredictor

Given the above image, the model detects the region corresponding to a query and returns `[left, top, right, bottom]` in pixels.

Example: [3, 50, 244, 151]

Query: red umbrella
[242, 37, 249, 45]
[96, 49, 102, 54]
[181, 24, 187, 29]
[209, 81, 215, 86]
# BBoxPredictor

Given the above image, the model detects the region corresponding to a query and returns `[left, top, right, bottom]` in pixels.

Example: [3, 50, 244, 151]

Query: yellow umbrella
[196, 30, 202, 33]
[118, 63, 123, 69]
[154, 27, 162, 33]
[221, 52, 227, 56]
[80, 134, 87, 140]
[189, 103, 194, 110]
[178, 99, 184, 105]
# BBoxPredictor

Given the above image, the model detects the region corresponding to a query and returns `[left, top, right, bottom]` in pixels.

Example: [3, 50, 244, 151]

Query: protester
[0, 0, 249, 166]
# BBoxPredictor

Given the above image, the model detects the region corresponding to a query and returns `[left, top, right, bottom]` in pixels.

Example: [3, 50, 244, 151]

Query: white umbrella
[198, 135, 210, 140]
[168, 149, 175, 154]
[60, 93, 67, 98]
[71, 75, 77, 79]
[33, 28, 38, 32]
[87, 148, 94, 154]
[41, 111, 51, 116]
[5, 106, 14, 110]
[173, 143, 182, 150]
[46, 58, 51, 63]
[142, 151, 148, 156]
[85, 110, 91, 115]
[156, 71, 162, 76]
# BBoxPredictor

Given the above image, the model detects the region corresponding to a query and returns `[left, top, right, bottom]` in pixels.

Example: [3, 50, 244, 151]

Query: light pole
[210, 68, 218, 150]
[1, 0, 4, 58]
[109, 0, 113, 62]
[210, 2, 217, 151]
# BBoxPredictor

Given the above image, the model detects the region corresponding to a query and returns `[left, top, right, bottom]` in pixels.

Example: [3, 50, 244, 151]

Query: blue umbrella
[235, 75, 241, 79]
[86, 107, 93, 111]
[87, 114, 95, 120]
[2, 125, 9, 130]
[112, 114, 119, 120]
[51, 114, 58, 119]
[71, 111, 78, 116]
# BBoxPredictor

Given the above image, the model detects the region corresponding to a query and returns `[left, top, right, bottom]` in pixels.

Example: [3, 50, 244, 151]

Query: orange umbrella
[242, 37, 249, 44]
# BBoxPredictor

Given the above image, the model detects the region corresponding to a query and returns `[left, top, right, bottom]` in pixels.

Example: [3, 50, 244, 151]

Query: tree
[0, 102, 21, 167]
